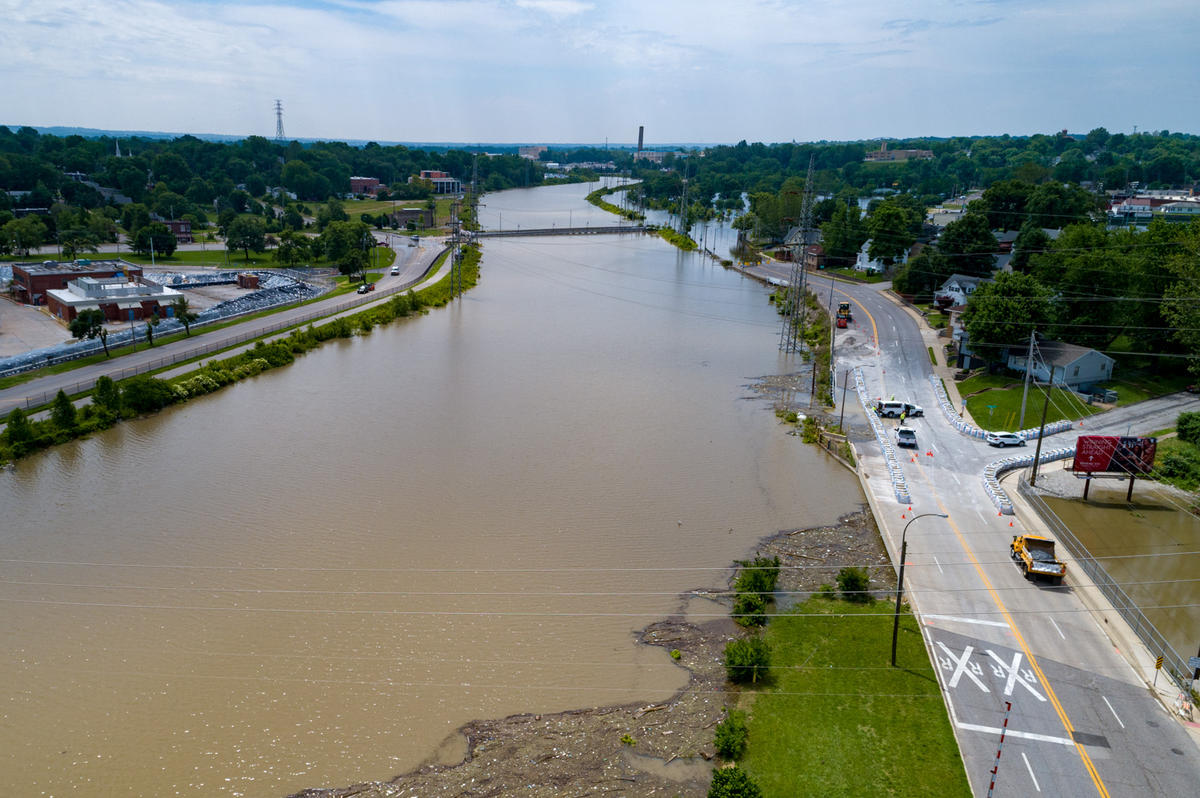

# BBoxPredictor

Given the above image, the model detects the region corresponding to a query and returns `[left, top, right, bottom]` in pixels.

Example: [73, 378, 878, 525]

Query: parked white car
[986, 431, 1025, 447]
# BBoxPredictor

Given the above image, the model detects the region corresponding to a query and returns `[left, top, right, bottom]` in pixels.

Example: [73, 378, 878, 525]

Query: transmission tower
[274, 99, 285, 142]
[779, 156, 816, 353]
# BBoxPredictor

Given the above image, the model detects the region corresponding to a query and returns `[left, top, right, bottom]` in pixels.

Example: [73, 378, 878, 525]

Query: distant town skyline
[3, 0, 1197, 145]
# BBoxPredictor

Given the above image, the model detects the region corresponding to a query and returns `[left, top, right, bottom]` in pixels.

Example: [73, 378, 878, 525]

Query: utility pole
[1018, 330, 1035, 429]
[1029, 381, 1053, 487]
[779, 156, 815, 354]
[839, 370, 850, 431]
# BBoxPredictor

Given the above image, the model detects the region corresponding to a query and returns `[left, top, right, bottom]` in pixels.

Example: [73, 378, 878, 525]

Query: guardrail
[928, 373, 1073, 442]
[853, 366, 911, 504]
[1018, 478, 1191, 692]
[6, 248, 448, 412]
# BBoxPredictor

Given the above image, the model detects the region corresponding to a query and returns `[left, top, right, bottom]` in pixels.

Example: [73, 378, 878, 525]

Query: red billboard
[1073, 435, 1157, 475]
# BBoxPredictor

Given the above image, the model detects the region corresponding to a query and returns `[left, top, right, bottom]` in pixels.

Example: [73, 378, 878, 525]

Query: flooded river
[0, 182, 861, 795]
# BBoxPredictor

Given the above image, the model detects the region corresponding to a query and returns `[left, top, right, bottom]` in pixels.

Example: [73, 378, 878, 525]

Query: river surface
[0, 181, 861, 795]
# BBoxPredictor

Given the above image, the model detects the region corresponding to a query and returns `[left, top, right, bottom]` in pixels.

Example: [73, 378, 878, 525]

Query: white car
[390, 266, 400, 275]
[896, 427, 918, 448]
[986, 431, 1025, 447]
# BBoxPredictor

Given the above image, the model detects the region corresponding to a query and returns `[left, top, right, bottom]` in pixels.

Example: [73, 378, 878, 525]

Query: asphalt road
[748, 261, 1200, 797]
[0, 237, 446, 415]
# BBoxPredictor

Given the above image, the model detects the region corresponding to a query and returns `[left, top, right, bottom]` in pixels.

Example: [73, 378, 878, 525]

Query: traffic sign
[1155, 656, 1164, 670]
[1189, 656, 1200, 670]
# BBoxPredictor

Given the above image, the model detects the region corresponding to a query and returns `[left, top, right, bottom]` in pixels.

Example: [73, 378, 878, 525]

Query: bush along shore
[0, 245, 481, 466]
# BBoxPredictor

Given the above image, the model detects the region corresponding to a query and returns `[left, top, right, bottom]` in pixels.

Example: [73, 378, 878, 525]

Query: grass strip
[740, 597, 970, 798]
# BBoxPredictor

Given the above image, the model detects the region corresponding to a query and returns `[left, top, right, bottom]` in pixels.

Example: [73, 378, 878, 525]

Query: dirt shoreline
[289, 510, 891, 798]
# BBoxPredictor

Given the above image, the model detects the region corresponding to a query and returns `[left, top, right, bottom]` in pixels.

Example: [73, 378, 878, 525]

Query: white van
[875, 400, 907, 418]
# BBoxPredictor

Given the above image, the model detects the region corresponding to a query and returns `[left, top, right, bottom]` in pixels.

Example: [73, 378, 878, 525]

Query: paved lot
[0, 299, 72, 357]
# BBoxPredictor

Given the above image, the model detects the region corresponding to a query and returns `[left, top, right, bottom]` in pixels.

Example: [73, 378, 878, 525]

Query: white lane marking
[933, 555, 944, 574]
[926, 613, 1010, 628]
[957, 722, 1074, 746]
[1049, 617, 1066, 640]
[1022, 752, 1042, 792]
[1102, 695, 1125, 729]
[950, 473, 961, 485]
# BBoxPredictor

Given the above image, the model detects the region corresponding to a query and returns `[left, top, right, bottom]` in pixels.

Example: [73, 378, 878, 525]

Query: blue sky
[1, 0, 1196, 144]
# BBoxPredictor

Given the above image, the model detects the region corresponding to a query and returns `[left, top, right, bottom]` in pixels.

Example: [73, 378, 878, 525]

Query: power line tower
[779, 156, 816, 353]
[274, 99, 285, 142]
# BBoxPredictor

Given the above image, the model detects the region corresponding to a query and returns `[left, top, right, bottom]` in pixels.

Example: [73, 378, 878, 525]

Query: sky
[1, 0, 1197, 145]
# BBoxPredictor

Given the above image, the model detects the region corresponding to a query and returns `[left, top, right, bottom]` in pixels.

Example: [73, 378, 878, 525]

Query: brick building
[349, 176, 382, 196]
[45, 275, 183, 323]
[12, 259, 144, 306]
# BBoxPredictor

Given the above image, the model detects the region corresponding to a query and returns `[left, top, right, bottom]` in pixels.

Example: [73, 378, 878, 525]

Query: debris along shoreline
[289, 509, 889, 798]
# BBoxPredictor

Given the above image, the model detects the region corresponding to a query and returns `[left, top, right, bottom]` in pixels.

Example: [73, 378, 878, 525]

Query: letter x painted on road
[985, 649, 1046, 702]
[937, 641, 990, 693]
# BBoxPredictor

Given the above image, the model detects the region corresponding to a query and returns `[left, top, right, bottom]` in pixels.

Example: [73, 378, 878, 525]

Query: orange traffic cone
[1009, 521, 1014, 527]
[901, 514, 907, 519]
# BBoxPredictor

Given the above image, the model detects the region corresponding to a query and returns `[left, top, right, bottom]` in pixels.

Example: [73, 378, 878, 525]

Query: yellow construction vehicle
[1010, 535, 1066, 585]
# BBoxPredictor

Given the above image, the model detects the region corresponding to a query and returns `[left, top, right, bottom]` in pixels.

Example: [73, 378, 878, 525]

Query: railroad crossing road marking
[985, 649, 1047, 702]
[936, 642, 990, 692]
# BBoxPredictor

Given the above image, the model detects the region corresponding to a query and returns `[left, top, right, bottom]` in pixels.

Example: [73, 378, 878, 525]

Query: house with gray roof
[1007, 339, 1115, 390]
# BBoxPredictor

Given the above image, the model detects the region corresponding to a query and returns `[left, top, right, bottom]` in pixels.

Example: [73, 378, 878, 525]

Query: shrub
[724, 637, 771, 685]
[669, 649, 681, 660]
[817, 582, 836, 599]
[734, 556, 780, 595]
[837, 566, 870, 603]
[708, 766, 764, 798]
[714, 710, 749, 760]
[1177, 412, 1200, 447]
[5, 407, 33, 447]
[121, 375, 177, 413]
[733, 592, 768, 627]
[620, 734, 636, 746]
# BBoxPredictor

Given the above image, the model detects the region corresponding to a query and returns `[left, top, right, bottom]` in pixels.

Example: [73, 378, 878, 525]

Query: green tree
[1, 215, 47, 256]
[892, 248, 953, 300]
[133, 222, 177, 257]
[1025, 182, 1097, 229]
[120, 376, 176, 413]
[962, 271, 1055, 359]
[1177, 412, 1200, 447]
[68, 308, 110, 356]
[171, 296, 198, 336]
[320, 220, 373, 276]
[50, 389, 77, 431]
[225, 215, 267, 262]
[273, 229, 310, 267]
[1010, 219, 1051, 273]
[724, 637, 771, 685]
[708, 766, 764, 798]
[979, 180, 1033, 231]
[865, 201, 917, 266]
[820, 202, 868, 267]
[93, 376, 121, 414]
[59, 228, 99, 260]
[936, 212, 997, 276]
[5, 407, 34, 449]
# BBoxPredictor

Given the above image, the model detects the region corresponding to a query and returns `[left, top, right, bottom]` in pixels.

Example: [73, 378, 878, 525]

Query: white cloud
[0, 0, 1195, 142]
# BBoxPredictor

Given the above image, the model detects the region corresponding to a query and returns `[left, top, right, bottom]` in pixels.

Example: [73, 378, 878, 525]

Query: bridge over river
[475, 225, 648, 238]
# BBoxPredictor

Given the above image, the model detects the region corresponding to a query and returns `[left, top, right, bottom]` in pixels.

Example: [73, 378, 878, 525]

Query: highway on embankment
[0, 237, 446, 416]
[747, 260, 1200, 798]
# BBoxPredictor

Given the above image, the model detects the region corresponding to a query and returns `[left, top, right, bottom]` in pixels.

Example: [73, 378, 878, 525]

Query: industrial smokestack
[637, 126, 644, 153]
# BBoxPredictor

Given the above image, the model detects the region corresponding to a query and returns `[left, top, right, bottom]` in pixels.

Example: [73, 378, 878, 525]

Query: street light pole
[891, 512, 949, 666]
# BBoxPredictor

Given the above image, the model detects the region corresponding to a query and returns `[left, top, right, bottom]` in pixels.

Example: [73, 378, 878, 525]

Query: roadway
[0, 236, 447, 415]
[747, 260, 1200, 797]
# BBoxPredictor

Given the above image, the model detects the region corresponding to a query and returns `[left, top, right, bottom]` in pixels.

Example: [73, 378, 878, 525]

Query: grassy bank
[739, 597, 970, 797]
[1, 245, 480, 465]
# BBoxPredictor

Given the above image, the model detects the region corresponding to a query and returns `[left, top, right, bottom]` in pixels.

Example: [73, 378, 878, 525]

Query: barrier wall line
[928, 373, 1072, 442]
[853, 366, 911, 504]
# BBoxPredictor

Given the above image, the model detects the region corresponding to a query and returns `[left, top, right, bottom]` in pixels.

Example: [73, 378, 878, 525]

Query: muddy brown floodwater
[0, 183, 866, 795]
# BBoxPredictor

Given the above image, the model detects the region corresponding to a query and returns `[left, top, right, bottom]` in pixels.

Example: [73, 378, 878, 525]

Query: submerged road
[748, 260, 1200, 797]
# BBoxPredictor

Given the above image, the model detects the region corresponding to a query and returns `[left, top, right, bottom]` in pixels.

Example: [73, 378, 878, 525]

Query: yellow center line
[911, 463, 1111, 797]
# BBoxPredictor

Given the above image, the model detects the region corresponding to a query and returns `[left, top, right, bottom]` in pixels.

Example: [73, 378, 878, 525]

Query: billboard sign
[1073, 435, 1157, 475]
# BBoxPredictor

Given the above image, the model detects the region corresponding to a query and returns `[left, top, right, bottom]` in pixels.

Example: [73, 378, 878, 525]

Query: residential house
[934, 274, 992, 309]
[1007, 340, 1115, 390]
